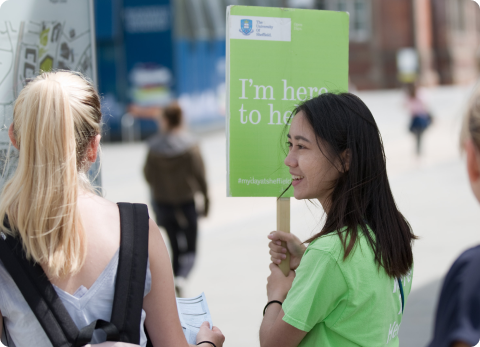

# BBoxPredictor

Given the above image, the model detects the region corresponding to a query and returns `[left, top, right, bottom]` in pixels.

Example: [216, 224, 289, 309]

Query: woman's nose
[284, 151, 297, 168]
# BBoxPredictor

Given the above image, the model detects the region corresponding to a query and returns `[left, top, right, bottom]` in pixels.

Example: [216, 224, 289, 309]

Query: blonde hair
[0, 71, 102, 278]
[462, 84, 480, 150]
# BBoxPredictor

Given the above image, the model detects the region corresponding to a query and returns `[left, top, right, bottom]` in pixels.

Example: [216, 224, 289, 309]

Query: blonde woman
[427, 86, 480, 347]
[0, 71, 224, 347]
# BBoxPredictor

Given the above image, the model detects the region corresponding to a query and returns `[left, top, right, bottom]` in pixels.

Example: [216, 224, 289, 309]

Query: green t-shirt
[282, 230, 413, 347]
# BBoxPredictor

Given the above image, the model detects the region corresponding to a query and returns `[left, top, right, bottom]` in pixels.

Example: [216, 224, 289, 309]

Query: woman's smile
[291, 174, 304, 187]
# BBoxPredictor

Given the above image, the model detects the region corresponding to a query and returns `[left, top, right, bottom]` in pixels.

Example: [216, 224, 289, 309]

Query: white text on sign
[238, 79, 328, 125]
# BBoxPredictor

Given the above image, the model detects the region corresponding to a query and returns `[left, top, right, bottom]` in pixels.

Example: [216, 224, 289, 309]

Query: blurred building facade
[95, 0, 480, 140]
[288, 0, 480, 89]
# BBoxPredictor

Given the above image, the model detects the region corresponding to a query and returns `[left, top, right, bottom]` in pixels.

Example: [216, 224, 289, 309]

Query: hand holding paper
[196, 322, 225, 347]
[176, 293, 225, 346]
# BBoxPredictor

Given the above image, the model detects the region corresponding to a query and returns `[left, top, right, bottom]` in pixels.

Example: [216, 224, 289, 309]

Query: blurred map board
[0, 0, 99, 190]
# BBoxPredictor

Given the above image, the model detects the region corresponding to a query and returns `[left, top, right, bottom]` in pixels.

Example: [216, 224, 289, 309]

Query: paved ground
[98, 84, 480, 347]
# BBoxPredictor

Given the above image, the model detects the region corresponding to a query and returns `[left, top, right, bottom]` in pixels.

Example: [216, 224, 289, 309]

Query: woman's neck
[317, 196, 332, 214]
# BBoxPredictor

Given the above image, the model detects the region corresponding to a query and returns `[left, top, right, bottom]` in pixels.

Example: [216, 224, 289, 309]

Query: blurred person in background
[405, 83, 432, 156]
[144, 102, 208, 296]
[427, 85, 480, 347]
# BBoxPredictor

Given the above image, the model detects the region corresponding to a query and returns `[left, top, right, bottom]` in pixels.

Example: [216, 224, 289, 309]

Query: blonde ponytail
[0, 71, 102, 277]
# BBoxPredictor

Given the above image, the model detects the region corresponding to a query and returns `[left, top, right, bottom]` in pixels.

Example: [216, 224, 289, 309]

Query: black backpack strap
[113, 203, 150, 344]
[75, 319, 119, 346]
[0, 234, 78, 347]
[0, 232, 121, 347]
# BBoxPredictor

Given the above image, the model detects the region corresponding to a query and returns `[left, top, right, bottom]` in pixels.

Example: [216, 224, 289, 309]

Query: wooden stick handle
[277, 197, 291, 276]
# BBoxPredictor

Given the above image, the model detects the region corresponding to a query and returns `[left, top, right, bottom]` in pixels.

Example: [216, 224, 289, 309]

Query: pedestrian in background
[405, 83, 432, 155]
[427, 84, 480, 347]
[144, 102, 208, 295]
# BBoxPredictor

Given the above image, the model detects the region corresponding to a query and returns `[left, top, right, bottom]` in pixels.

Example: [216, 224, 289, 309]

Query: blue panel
[195, 40, 209, 93]
[94, 0, 115, 41]
[123, 0, 173, 72]
[123, 0, 175, 113]
[175, 39, 193, 95]
[213, 39, 226, 90]
[96, 43, 117, 95]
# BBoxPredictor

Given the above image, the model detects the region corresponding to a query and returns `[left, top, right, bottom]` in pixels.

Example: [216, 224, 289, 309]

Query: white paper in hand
[176, 293, 213, 344]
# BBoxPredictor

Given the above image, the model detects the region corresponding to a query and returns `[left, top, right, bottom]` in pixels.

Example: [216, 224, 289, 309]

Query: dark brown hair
[285, 93, 416, 278]
[163, 102, 183, 129]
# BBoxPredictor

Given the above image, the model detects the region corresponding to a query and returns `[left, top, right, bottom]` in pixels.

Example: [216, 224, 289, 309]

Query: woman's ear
[466, 139, 480, 202]
[87, 134, 101, 163]
[8, 123, 19, 150]
[340, 149, 351, 172]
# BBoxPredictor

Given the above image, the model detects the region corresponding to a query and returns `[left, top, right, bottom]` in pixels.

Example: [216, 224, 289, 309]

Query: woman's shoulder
[455, 244, 480, 264]
[447, 245, 480, 283]
[77, 192, 120, 237]
[307, 233, 344, 258]
[429, 246, 480, 346]
[439, 245, 480, 292]
[78, 192, 119, 213]
[306, 226, 376, 262]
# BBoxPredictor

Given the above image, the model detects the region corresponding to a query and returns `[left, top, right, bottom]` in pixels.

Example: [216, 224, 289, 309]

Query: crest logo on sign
[240, 19, 253, 36]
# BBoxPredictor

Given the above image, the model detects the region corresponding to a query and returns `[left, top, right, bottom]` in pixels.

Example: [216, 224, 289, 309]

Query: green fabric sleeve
[282, 248, 349, 332]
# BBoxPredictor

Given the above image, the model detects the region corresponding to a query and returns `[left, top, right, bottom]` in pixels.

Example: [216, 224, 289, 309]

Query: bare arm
[142, 219, 191, 347]
[142, 219, 224, 347]
[260, 307, 306, 347]
[259, 264, 306, 347]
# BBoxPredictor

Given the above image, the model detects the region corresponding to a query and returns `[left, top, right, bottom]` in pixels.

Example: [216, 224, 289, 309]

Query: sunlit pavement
[99, 84, 479, 347]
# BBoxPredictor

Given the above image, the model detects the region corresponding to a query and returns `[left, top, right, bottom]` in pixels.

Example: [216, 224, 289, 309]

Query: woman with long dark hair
[259, 93, 416, 347]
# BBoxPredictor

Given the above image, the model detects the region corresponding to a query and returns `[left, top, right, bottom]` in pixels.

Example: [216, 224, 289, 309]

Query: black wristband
[263, 300, 283, 316]
[197, 341, 216, 347]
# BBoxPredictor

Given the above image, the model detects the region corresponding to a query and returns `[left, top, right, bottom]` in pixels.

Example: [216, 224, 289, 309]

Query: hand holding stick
[276, 198, 291, 276]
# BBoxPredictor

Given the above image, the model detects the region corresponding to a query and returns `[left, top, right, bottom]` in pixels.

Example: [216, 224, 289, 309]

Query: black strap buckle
[74, 319, 120, 347]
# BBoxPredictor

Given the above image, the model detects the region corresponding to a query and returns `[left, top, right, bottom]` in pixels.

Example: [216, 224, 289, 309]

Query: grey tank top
[0, 249, 152, 347]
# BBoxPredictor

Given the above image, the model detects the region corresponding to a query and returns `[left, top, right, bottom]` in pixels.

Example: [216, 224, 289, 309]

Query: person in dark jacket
[144, 102, 208, 290]
[428, 84, 480, 347]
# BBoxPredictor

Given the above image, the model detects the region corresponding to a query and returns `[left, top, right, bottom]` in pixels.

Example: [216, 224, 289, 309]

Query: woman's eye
[286, 141, 292, 148]
[297, 144, 305, 149]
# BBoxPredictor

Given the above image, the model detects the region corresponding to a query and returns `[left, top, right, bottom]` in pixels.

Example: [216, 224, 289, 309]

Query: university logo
[239, 19, 253, 36]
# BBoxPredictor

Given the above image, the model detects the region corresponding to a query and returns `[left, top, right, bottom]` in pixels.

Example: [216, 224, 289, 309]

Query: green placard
[226, 6, 349, 197]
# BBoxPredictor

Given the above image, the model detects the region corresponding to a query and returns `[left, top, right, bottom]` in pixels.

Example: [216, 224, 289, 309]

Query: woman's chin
[293, 190, 306, 200]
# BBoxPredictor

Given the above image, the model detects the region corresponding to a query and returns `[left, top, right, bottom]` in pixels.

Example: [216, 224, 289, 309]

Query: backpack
[0, 203, 152, 347]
